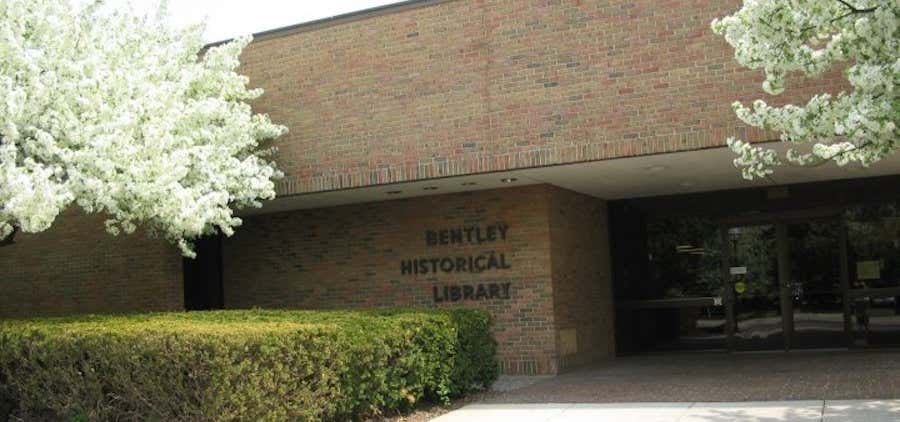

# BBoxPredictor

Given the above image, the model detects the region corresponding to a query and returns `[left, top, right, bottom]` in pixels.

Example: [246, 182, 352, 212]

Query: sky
[118, 1, 403, 43]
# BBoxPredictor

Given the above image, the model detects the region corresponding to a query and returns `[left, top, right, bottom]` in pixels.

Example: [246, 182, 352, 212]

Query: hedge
[0, 308, 497, 421]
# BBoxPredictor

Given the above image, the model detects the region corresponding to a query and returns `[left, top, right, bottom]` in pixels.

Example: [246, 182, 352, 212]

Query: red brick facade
[222, 185, 612, 374]
[0, 0, 856, 375]
[549, 188, 615, 370]
[239, 0, 843, 196]
[0, 213, 183, 319]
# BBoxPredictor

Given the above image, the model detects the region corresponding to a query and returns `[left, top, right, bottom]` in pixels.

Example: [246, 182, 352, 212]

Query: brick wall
[238, 0, 845, 195]
[223, 184, 620, 374]
[224, 185, 566, 374]
[0, 213, 183, 319]
[548, 187, 615, 371]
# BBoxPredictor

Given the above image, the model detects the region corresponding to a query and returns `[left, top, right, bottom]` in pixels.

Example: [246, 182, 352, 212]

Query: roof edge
[205, 0, 459, 48]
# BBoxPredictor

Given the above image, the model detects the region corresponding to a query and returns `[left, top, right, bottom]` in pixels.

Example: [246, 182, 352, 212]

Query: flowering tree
[712, 0, 898, 179]
[0, 0, 286, 256]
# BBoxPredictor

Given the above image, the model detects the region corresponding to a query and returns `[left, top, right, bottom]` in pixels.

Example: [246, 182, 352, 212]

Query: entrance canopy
[248, 145, 900, 215]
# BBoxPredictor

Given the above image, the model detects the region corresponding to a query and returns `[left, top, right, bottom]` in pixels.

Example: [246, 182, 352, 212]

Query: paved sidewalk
[482, 351, 900, 403]
[429, 400, 900, 422]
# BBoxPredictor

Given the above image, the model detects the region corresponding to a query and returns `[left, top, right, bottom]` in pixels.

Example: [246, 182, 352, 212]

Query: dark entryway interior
[610, 175, 900, 355]
[182, 236, 224, 311]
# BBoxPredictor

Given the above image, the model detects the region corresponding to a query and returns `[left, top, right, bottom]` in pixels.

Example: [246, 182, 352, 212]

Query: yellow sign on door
[857, 260, 881, 280]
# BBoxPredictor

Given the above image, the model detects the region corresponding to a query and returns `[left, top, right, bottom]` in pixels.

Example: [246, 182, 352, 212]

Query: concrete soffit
[243, 145, 900, 216]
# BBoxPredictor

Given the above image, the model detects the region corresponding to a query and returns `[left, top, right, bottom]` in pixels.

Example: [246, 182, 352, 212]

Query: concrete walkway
[483, 351, 900, 403]
[430, 352, 900, 421]
[429, 400, 900, 421]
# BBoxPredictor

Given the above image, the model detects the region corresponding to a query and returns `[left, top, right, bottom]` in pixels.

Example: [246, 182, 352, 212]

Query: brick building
[2, 0, 899, 375]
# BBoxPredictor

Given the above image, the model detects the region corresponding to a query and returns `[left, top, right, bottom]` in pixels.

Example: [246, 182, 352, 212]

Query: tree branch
[835, 0, 878, 14]
[788, 141, 873, 169]
[0, 226, 18, 247]
[773, 1, 878, 55]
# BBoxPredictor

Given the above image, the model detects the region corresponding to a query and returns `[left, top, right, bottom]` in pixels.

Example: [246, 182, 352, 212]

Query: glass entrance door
[727, 224, 784, 351]
[724, 219, 850, 351]
[786, 220, 848, 349]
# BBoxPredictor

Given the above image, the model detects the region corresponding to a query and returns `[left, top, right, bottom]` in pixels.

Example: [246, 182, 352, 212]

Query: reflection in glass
[729, 225, 783, 351]
[636, 217, 726, 350]
[847, 203, 900, 346]
[788, 221, 845, 349]
[616, 198, 900, 354]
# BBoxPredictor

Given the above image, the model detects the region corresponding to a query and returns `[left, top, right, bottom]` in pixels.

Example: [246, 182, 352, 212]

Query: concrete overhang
[243, 145, 900, 215]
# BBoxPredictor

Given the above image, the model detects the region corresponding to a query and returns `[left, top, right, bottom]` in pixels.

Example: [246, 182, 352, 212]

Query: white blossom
[0, 0, 286, 256]
[712, 0, 898, 179]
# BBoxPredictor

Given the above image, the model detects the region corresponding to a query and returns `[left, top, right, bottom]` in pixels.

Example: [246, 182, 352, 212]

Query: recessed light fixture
[645, 165, 668, 173]
[500, 177, 518, 183]
[386, 190, 403, 195]
[461, 182, 478, 186]
[423, 186, 438, 191]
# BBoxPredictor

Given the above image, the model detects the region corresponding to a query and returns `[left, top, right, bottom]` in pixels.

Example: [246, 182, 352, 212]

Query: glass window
[647, 217, 724, 299]
[622, 217, 726, 351]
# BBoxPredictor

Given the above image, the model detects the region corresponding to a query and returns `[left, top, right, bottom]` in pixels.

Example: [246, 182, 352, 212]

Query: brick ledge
[275, 126, 777, 196]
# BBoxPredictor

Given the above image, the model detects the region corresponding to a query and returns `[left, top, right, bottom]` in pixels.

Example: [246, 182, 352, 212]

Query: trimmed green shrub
[0, 308, 496, 421]
[447, 310, 498, 397]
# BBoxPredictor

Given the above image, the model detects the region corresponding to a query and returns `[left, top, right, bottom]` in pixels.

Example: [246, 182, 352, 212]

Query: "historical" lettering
[401, 252, 512, 275]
